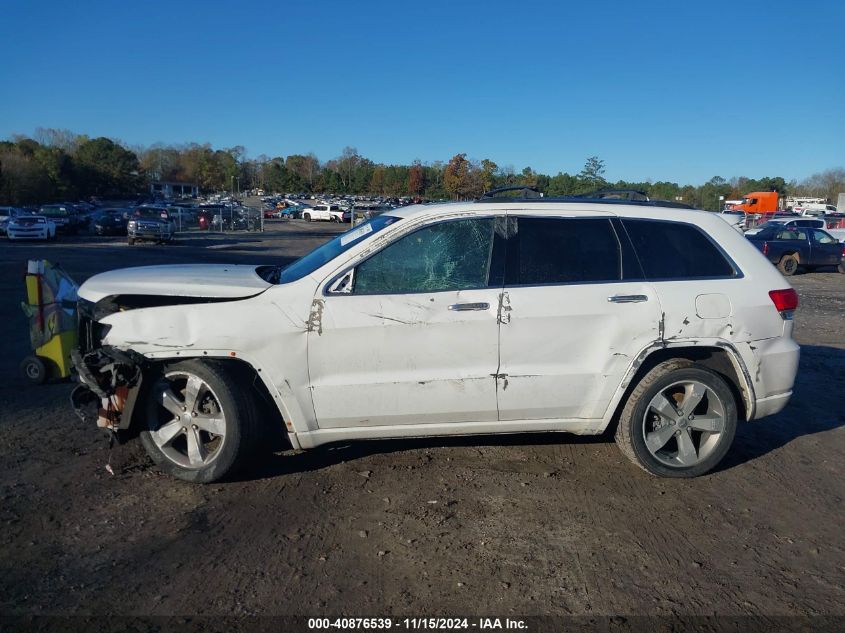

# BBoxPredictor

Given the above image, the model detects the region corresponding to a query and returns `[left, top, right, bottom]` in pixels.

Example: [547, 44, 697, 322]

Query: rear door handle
[448, 302, 490, 311]
[608, 294, 648, 303]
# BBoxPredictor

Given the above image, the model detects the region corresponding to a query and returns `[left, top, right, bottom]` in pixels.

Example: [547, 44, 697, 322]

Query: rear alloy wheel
[139, 360, 257, 483]
[777, 253, 799, 276]
[615, 360, 737, 477]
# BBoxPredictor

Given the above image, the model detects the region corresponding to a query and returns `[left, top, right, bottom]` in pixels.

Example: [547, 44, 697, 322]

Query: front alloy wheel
[139, 360, 257, 483]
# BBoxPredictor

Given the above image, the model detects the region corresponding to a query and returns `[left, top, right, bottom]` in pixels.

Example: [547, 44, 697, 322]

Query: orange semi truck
[730, 191, 779, 215]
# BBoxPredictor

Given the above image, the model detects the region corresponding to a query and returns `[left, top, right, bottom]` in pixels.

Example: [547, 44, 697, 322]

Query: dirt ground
[0, 219, 843, 620]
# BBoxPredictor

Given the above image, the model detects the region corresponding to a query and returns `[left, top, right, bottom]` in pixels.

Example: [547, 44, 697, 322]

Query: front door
[307, 216, 504, 429]
[809, 228, 841, 266]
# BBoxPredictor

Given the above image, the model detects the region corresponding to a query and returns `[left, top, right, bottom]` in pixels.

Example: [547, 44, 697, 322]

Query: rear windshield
[278, 215, 401, 283]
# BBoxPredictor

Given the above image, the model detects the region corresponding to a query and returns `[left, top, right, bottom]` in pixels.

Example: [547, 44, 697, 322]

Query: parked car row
[2, 201, 131, 240]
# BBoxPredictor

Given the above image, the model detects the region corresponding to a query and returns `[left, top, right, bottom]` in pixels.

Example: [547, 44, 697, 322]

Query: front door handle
[448, 302, 490, 311]
[608, 294, 648, 303]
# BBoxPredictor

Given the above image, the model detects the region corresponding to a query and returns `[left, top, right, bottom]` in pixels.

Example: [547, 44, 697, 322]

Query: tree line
[1, 128, 843, 211]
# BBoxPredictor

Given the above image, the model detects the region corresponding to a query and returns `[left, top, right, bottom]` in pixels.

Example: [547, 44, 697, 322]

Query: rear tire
[777, 253, 799, 276]
[139, 360, 258, 483]
[615, 360, 738, 478]
[304, 213, 311, 222]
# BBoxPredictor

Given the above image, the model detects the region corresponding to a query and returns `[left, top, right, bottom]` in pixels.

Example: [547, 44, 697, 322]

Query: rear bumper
[744, 336, 800, 421]
[754, 391, 792, 418]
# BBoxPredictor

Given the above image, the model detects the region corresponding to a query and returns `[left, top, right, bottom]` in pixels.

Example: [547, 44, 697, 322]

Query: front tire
[139, 360, 258, 483]
[304, 213, 311, 222]
[615, 360, 738, 478]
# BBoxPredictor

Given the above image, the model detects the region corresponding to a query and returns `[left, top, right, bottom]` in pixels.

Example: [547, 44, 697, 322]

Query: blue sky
[1, 0, 843, 183]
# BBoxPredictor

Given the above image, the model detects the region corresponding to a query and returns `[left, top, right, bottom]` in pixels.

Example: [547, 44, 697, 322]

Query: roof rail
[576, 188, 649, 201]
[477, 186, 544, 200]
[475, 187, 694, 209]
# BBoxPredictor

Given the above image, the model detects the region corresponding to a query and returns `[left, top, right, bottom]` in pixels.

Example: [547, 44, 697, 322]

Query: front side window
[354, 218, 495, 294]
[505, 218, 622, 285]
[623, 219, 736, 279]
[279, 214, 401, 283]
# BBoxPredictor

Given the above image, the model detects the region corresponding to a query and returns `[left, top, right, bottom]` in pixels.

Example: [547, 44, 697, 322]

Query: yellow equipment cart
[20, 260, 79, 384]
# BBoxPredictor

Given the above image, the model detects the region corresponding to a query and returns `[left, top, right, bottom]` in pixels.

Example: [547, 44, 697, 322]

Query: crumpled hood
[79, 264, 272, 302]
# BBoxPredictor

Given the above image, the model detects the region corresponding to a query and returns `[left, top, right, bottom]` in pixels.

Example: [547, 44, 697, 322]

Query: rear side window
[623, 219, 736, 279]
[776, 229, 807, 240]
[506, 218, 621, 285]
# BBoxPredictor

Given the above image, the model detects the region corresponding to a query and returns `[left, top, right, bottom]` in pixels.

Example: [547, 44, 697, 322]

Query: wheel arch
[602, 342, 755, 433]
[125, 354, 295, 450]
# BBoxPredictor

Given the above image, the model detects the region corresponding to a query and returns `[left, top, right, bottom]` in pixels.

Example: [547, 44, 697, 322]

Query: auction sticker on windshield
[340, 223, 373, 246]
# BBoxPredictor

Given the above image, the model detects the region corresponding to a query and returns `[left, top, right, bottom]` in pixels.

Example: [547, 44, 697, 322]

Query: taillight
[769, 288, 799, 320]
[762, 241, 769, 256]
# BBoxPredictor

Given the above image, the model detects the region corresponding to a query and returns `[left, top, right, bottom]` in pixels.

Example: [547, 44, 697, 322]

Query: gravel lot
[0, 220, 843, 619]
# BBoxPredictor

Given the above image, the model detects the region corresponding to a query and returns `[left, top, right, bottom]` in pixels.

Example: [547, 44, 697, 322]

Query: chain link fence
[170, 204, 265, 234]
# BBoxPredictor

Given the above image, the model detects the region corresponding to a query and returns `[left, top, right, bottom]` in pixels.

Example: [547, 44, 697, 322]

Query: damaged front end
[70, 298, 144, 437]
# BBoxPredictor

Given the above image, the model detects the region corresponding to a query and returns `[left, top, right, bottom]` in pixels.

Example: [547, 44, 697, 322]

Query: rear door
[772, 228, 810, 262]
[496, 215, 661, 421]
[620, 217, 770, 354]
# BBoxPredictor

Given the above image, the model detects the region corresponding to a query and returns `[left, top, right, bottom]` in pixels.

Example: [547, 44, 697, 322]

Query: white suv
[71, 199, 800, 482]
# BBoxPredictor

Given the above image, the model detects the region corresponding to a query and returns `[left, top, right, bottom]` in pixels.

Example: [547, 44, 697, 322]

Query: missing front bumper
[70, 347, 144, 432]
